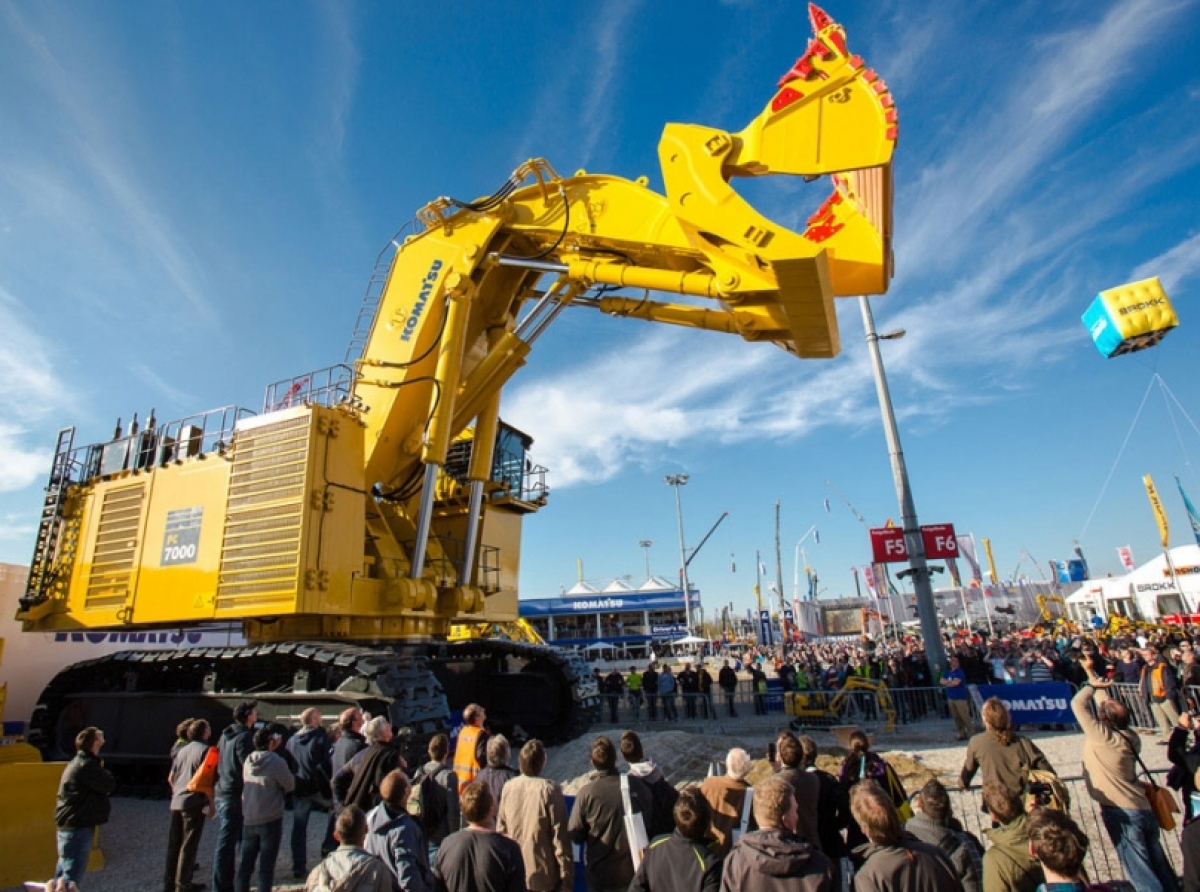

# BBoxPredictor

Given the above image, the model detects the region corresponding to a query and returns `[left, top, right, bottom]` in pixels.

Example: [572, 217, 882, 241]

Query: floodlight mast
[665, 474, 692, 635]
[860, 296, 947, 674]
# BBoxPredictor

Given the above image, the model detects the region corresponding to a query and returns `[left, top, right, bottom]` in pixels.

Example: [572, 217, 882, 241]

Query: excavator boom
[14, 4, 896, 763]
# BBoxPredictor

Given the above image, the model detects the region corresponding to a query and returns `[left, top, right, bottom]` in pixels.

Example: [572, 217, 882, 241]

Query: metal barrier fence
[602, 679, 1196, 732]
[947, 771, 1180, 885]
[596, 684, 960, 727]
[1109, 682, 1200, 733]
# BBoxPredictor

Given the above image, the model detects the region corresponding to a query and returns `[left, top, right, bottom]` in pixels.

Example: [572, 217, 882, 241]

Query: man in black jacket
[642, 665, 659, 721]
[326, 706, 367, 856]
[630, 788, 722, 892]
[569, 735, 654, 892]
[772, 733, 820, 852]
[53, 726, 115, 886]
[334, 716, 406, 812]
[286, 707, 331, 878]
[620, 731, 676, 839]
[718, 661, 739, 718]
[212, 700, 257, 892]
[798, 736, 849, 881]
[679, 662, 699, 719]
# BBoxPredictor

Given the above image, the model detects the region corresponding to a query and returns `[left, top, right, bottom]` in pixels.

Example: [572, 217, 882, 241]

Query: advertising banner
[758, 609, 774, 646]
[970, 683, 1076, 725]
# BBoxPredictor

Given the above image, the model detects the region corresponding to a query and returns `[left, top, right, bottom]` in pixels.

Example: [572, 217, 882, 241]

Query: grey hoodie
[720, 827, 834, 892]
[241, 748, 294, 826]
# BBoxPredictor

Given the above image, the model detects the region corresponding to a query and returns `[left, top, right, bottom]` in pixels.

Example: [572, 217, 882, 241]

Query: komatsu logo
[400, 259, 443, 342]
[998, 695, 1068, 712]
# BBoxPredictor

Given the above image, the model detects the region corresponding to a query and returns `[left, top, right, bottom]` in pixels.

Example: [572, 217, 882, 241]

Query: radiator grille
[217, 416, 310, 609]
[86, 483, 146, 609]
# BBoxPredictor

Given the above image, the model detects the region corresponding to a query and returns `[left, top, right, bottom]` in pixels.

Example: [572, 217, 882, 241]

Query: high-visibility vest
[1150, 663, 1168, 700]
[453, 724, 483, 787]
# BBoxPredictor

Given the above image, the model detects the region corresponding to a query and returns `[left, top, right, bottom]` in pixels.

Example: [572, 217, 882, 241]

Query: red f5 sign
[921, 523, 959, 559]
[870, 528, 907, 563]
[870, 523, 959, 563]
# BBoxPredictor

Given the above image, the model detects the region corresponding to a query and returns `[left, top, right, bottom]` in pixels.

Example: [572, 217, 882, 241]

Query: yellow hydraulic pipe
[422, 281, 472, 466]
[566, 259, 721, 298]
[450, 331, 532, 436]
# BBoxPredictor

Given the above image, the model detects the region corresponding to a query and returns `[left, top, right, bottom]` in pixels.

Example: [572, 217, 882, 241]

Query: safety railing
[593, 684, 962, 727]
[947, 770, 1180, 885]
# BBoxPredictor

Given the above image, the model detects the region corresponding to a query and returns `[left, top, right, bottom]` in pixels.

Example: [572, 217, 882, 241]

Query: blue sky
[1, 1, 1198, 621]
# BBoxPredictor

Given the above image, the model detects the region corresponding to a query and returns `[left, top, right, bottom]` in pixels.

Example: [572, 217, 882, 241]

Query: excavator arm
[18, 4, 895, 648]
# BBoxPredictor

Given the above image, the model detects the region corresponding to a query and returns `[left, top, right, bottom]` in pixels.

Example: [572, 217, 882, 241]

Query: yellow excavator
[15, 4, 897, 767]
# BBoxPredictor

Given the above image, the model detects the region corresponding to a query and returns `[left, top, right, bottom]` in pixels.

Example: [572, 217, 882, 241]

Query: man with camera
[1072, 678, 1179, 892]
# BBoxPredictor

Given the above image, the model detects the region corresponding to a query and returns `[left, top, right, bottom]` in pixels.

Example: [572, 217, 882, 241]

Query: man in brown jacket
[698, 748, 755, 856]
[496, 739, 573, 892]
[1073, 681, 1178, 892]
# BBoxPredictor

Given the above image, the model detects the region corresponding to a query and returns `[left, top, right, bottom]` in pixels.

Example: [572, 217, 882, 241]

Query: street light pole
[638, 539, 653, 581]
[859, 295, 947, 674]
[665, 474, 693, 635]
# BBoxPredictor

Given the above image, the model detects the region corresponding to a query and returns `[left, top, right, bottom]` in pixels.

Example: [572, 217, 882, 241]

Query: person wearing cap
[237, 723, 295, 892]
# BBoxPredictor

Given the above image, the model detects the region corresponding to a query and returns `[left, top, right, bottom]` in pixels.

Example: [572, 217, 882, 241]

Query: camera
[1027, 781, 1053, 807]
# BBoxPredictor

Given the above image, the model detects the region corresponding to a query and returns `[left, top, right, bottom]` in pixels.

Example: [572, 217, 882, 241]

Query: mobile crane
[14, 4, 897, 768]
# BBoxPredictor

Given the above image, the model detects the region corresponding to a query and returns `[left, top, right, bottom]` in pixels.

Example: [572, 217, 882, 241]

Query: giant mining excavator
[15, 5, 897, 768]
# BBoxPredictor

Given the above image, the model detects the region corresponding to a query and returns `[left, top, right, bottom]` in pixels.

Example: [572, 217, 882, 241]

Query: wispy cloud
[1132, 232, 1200, 295]
[508, 1, 1199, 491]
[313, 4, 359, 164]
[512, 0, 644, 170]
[0, 510, 36, 543]
[898, 0, 1194, 279]
[0, 3, 218, 328]
[129, 363, 197, 412]
[0, 285, 71, 492]
[576, 0, 640, 169]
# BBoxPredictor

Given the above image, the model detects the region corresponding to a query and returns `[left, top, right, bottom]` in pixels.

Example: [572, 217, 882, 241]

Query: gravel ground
[8, 715, 1179, 892]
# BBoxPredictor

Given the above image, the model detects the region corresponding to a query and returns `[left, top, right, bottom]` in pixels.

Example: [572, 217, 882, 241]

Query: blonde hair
[752, 776, 794, 829]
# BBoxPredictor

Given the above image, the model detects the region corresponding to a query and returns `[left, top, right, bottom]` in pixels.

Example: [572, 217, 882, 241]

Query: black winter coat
[214, 723, 254, 802]
[55, 751, 115, 829]
[567, 768, 654, 891]
[287, 725, 332, 798]
[630, 831, 722, 892]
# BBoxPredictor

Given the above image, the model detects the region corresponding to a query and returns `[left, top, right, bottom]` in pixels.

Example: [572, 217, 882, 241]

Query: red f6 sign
[870, 523, 958, 563]
[921, 523, 959, 559]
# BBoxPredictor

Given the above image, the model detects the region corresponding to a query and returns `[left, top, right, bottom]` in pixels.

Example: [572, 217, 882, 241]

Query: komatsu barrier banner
[970, 683, 1077, 725]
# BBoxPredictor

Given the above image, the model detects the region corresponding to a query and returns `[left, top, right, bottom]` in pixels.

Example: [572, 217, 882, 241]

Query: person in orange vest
[452, 704, 490, 787]
[1139, 644, 1181, 741]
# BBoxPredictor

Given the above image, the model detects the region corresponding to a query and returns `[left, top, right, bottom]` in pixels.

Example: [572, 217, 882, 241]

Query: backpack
[407, 766, 451, 835]
[1017, 738, 1069, 812]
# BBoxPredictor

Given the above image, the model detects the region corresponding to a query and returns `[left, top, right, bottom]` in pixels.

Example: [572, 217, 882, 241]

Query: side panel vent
[216, 415, 310, 611]
[86, 483, 146, 609]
